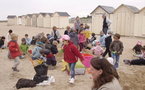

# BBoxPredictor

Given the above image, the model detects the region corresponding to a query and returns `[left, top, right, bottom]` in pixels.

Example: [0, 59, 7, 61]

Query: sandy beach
[0, 24, 145, 90]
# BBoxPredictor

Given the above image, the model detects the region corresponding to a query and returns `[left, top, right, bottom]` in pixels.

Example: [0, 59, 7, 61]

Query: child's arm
[9, 42, 18, 52]
[71, 45, 84, 61]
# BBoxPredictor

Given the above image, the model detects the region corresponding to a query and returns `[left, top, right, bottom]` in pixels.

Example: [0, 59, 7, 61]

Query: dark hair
[25, 34, 28, 36]
[92, 33, 95, 36]
[1, 36, 5, 39]
[141, 45, 145, 51]
[91, 57, 119, 89]
[114, 33, 120, 39]
[9, 30, 13, 33]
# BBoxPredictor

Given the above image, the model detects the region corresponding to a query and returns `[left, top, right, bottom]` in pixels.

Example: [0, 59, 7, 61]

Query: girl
[8, 34, 22, 72]
[61, 35, 84, 84]
[91, 41, 104, 57]
[78, 30, 86, 51]
[89, 57, 122, 90]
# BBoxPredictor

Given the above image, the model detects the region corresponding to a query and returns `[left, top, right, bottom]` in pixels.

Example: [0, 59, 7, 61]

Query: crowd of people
[0, 15, 144, 90]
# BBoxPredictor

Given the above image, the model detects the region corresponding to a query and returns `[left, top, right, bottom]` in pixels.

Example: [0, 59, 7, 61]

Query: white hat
[107, 57, 114, 65]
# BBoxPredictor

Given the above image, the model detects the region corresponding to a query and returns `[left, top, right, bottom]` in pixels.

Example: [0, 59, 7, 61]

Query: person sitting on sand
[124, 45, 145, 65]
[89, 57, 122, 90]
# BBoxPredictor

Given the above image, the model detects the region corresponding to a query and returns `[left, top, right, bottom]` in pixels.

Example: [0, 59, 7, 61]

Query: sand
[0, 24, 145, 90]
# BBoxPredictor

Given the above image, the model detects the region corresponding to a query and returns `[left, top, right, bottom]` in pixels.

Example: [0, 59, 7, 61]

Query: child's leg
[69, 63, 76, 79]
[12, 57, 20, 71]
[51, 56, 57, 66]
[114, 54, 120, 68]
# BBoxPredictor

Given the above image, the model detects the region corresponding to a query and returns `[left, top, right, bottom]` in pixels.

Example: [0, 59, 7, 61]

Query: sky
[0, 0, 145, 20]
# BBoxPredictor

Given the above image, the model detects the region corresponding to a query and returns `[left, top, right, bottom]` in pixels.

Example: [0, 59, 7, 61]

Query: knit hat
[137, 41, 142, 45]
[60, 35, 70, 41]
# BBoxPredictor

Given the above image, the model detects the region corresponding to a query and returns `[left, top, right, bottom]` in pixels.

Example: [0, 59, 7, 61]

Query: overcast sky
[0, 0, 145, 20]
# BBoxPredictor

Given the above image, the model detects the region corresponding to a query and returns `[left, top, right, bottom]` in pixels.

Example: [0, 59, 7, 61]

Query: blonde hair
[11, 33, 18, 40]
[53, 40, 58, 45]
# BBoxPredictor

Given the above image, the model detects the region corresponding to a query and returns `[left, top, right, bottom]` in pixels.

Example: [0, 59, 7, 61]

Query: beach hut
[21, 15, 27, 26]
[32, 14, 39, 27]
[134, 7, 145, 37]
[26, 14, 32, 26]
[91, 5, 115, 34]
[17, 16, 22, 25]
[112, 4, 139, 36]
[51, 12, 70, 28]
[37, 13, 52, 28]
[7, 15, 17, 26]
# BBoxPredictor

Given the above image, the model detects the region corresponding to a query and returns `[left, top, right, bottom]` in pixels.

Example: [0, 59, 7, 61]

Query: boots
[12, 67, 19, 72]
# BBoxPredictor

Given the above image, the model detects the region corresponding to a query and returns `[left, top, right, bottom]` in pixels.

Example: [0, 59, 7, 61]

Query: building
[112, 4, 139, 36]
[26, 14, 32, 26]
[37, 13, 52, 28]
[32, 14, 39, 27]
[134, 7, 145, 37]
[7, 15, 17, 26]
[91, 5, 115, 34]
[51, 12, 70, 28]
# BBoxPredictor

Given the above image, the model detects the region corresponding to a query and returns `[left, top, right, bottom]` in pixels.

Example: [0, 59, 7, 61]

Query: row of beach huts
[6, 4, 145, 37]
[7, 12, 70, 29]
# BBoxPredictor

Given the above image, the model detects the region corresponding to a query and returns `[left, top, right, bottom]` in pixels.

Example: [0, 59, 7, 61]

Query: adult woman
[89, 57, 122, 90]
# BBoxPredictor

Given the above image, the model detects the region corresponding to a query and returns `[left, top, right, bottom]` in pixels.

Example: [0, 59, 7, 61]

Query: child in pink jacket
[78, 30, 86, 51]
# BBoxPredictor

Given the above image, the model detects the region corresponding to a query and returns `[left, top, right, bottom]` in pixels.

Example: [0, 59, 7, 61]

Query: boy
[110, 33, 123, 68]
[8, 34, 22, 72]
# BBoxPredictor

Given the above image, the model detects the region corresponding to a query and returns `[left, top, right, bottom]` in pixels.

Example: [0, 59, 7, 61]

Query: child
[20, 38, 29, 55]
[103, 31, 113, 57]
[61, 35, 84, 84]
[25, 34, 31, 45]
[0, 36, 6, 49]
[32, 41, 44, 60]
[91, 41, 104, 57]
[89, 33, 96, 45]
[124, 46, 145, 65]
[99, 31, 106, 47]
[78, 30, 86, 51]
[31, 36, 36, 45]
[133, 41, 142, 54]
[45, 40, 58, 67]
[8, 34, 22, 72]
[110, 33, 123, 68]
[6, 29, 13, 44]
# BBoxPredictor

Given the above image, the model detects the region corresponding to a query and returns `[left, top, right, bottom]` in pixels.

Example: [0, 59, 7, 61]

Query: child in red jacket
[61, 35, 84, 84]
[8, 34, 22, 72]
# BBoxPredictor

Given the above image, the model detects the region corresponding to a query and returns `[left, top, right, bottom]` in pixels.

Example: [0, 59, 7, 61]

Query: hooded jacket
[63, 42, 84, 63]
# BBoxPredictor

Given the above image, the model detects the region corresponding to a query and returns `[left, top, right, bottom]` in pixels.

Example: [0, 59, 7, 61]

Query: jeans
[69, 63, 76, 78]
[13, 57, 20, 68]
[112, 53, 120, 68]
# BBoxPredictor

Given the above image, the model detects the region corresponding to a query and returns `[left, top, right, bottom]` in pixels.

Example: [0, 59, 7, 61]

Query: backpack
[16, 78, 36, 89]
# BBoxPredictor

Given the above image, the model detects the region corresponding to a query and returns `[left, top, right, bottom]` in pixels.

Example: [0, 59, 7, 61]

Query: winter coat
[63, 42, 84, 63]
[93, 78, 122, 90]
[78, 33, 86, 43]
[32, 46, 43, 59]
[8, 40, 21, 59]
[20, 44, 29, 54]
[110, 40, 123, 55]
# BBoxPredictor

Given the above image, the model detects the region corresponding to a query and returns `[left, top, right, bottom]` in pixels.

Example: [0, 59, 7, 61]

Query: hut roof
[114, 4, 139, 13]
[39, 13, 53, 17]
[139, 7, 145, 13]
[7, 15, 17, 18]
[55, 12, 70, 16]
[27, 14, 33, 17]
[91, 5, 115, 14]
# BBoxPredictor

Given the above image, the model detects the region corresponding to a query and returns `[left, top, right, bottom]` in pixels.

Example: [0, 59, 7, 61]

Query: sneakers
[69, 78, 75, 84]
[48, 76, 55, 83]
[12, 67, 19, 72]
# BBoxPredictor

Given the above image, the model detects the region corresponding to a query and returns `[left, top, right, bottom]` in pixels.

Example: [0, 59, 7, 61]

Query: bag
[33, 75, 48, 84]
[16, 78, 36, 89]
[75, 60, 86, 75]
